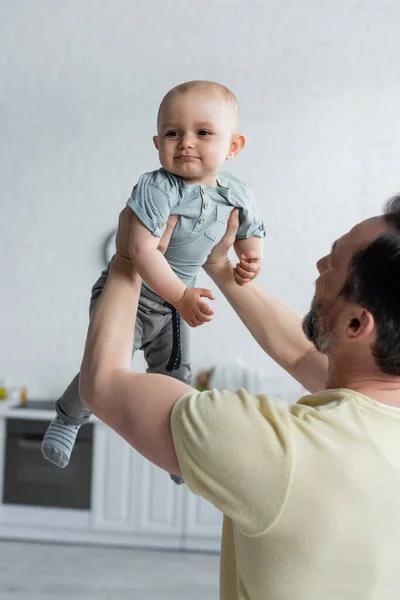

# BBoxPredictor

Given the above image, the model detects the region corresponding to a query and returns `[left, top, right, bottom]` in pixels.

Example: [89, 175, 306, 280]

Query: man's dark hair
[340, 195, 400, 375]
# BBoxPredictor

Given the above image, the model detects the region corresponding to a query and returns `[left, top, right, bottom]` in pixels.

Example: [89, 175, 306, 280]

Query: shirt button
[204, 202, 209, 209]
[201, 187, 206, 195]
[158, 221, 165, 229]
[199, 218, 205, 224]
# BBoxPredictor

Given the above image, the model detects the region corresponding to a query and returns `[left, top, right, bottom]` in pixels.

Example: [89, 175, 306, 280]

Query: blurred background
[1, 0, 400, 598]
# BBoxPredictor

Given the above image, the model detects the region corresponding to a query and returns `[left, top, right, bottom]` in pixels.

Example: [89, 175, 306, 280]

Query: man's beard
[302, 295, 333, 354]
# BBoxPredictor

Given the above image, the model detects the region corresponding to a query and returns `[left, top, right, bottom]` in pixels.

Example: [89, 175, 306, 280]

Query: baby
[41, 80, 264, 483]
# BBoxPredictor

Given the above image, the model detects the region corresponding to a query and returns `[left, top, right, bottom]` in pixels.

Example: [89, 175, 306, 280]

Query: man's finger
[227, 208, 240, 230]
[166, 214, 179, 230]
[158, 214, 179, 254]
[119, 206, 134, 228]
[224, 209, 240, 242]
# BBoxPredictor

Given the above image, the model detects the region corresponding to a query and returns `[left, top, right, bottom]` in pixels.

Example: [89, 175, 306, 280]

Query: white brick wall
[1, 0, 400, 397]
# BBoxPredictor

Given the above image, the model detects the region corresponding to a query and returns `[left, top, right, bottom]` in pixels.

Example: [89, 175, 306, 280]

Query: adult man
[80, 197, 400, 600]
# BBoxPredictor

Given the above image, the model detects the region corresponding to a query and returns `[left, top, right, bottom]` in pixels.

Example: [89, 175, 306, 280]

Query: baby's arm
[129, 214, 214, 327]
[233, 236, 263, 286]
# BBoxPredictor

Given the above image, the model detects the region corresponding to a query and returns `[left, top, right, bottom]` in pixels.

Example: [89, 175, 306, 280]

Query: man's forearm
[204, 262, 328, 392]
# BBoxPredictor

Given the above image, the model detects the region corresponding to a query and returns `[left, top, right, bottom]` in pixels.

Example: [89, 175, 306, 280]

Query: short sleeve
[126, 170, 177, 238]
[235, 188, 265, 240]
[171, 388, 294, 536]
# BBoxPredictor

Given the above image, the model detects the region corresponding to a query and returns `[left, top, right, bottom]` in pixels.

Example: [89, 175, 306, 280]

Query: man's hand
[174, 287, 215, 328]
[205, 209, 240, 267]
[115, 206, 178, 262]
[204, 210, 261, 285]
[158, 214, 179, 254]
[233, 252, 262, 286]
[115, 207, 134, 262]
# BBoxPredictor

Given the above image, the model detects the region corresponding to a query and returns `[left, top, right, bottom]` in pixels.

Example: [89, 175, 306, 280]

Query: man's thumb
[227, 209, 240, 233]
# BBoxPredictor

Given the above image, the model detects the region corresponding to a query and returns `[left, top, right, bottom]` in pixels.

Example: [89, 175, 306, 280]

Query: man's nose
[178, 134, 195, 149]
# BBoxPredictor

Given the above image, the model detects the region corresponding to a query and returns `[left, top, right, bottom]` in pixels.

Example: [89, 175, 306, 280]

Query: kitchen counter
[0, 397, 56, 421]
[0, 399, 101, 422]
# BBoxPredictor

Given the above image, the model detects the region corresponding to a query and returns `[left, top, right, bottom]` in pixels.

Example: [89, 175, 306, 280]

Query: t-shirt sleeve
[126, 171, 177, 238]
[171, 388, 294, 536]
[235, 187, 265, 239]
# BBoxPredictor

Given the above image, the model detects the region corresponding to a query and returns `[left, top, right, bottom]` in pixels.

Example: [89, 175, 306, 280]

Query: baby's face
[154, 92, 237, 186]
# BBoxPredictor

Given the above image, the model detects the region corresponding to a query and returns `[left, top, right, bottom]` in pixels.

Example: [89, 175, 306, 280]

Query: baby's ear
[226, 133, 246, 160]
[153, 136, 160, 150]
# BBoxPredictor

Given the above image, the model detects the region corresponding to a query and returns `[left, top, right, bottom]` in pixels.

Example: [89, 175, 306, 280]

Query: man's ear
[153, 136, 160, 150]
[345, 307, 375, 342]
[226, 134, 246, 161]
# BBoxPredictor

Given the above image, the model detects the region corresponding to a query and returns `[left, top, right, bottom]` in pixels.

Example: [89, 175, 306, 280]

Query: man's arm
[204, 212, 328, 393]
[79, 210, 194, 475]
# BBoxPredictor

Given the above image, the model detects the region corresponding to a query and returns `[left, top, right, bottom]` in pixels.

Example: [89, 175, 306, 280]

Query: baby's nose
[179, 134, 195, 148]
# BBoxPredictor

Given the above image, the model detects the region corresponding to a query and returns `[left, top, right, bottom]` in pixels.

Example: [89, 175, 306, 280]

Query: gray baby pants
[56, 261, 191, 435]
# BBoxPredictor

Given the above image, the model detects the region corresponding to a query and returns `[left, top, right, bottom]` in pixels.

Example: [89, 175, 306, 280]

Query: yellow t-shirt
[171, 387, 400, 600]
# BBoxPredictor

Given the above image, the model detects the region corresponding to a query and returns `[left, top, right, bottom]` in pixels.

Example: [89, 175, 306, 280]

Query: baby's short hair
[157, 80, 239, 131]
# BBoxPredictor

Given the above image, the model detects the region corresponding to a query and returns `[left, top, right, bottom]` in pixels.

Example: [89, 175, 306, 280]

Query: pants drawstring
[163, 302, 182, 372]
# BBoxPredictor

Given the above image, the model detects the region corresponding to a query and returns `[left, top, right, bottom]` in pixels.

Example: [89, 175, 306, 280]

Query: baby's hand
[174, 288, 215, 328]
[234, 251, 262, 286]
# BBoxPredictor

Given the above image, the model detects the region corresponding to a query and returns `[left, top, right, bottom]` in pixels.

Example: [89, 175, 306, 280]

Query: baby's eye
[165, 130, 180, 138]
[197, 129, 211, 136]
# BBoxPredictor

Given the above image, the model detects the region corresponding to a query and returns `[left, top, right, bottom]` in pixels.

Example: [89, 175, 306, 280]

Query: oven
[3, 407, 93, 510]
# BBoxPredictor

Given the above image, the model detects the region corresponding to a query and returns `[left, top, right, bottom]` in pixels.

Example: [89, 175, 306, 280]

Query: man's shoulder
[173, 387, 356, 428]
[172, 387, 296, 433]
[218, 171, 255, 207]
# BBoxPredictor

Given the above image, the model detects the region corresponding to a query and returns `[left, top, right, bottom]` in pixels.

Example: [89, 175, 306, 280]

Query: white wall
[1, 0, 400, 398]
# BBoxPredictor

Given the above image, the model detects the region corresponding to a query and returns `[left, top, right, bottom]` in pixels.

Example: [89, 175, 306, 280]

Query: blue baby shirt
[127, 168, 264, 287]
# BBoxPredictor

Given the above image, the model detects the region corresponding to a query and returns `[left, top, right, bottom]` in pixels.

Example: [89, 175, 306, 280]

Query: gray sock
[41, 417, 80, 468]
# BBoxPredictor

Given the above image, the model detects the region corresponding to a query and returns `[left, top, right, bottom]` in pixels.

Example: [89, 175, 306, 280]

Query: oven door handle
[15, 435, 87, 449]
[17, 437, 43, 450]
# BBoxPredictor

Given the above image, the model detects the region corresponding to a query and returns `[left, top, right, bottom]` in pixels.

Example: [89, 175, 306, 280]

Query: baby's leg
[41, 373, 90, 467]
[41, 266, 110, 467]
[143, 302, 192, 485]
[42, 260, 141, 468]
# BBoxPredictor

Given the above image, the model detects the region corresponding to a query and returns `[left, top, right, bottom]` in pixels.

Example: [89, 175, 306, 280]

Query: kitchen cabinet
[183, 492, 222, 551]
[0, 408, 222, 552]
[91, 424, 185, 546]
[91, 424, 222, 551]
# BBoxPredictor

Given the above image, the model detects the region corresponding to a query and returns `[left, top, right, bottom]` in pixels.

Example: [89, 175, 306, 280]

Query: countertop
[0, 399, 101, 422]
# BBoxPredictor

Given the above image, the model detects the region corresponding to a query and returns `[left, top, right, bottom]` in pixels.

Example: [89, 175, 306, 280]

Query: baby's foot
[41, 417, 80, 468]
